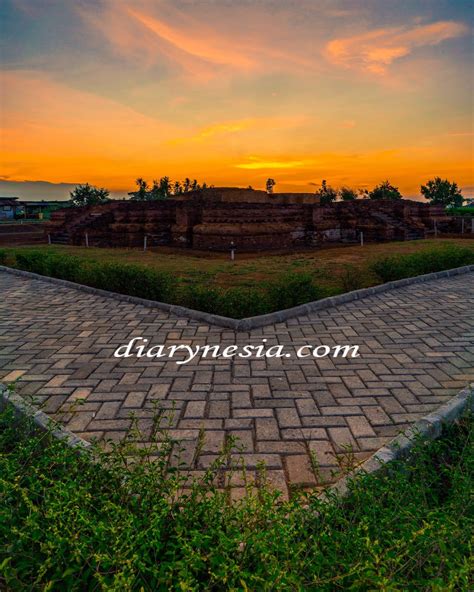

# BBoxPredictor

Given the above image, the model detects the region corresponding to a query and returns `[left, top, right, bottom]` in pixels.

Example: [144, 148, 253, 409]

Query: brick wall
[47, 192, 453, 250]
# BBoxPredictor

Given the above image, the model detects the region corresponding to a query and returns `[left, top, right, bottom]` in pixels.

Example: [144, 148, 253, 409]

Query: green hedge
[13, 251, 177, 303]
[1, 401, 472, 591]
[370, 244, 474, 282]
[4, 245, 473, 318]
[6, 250, 324, 318]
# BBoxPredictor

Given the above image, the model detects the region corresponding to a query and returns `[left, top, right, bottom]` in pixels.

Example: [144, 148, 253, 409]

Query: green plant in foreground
[0, 394, 472, 591]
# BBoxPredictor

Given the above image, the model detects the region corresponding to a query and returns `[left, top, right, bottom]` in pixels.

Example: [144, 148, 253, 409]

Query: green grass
[0, 399, 472, 591]
[3, 238, 474, 289]
[1, 241, 473, 318]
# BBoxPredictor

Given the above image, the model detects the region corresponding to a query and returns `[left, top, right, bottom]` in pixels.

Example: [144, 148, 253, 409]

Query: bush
[267, 272, 321, 310]
[78, 262, 176, 302]
[370, 245, 474, 282]
[217, 287, 271, 318]
[0, 399, 472, 591]
[9, 251, 177, 304]
[340, 264, 363, 292]
[14, 250, 53, 275]
[49, 254, 84, 281]
[0, 249, 6, 265]
[178, 284, 223, 314]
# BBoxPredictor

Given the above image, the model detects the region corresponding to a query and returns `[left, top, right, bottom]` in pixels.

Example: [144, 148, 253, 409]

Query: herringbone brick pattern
[1, 271, 473, 498]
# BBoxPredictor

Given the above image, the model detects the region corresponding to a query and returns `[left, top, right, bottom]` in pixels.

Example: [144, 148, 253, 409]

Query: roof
[0, 197, 21, 206]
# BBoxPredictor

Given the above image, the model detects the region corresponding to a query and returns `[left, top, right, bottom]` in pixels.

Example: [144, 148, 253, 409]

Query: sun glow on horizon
[1, 1, 472, 199]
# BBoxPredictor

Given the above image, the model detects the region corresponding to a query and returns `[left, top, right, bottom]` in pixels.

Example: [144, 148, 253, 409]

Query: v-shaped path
[1, 270, 473, 498]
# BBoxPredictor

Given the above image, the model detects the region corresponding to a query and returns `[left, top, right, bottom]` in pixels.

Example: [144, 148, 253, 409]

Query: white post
[48, 233, 51, 245]
[360, 231, 364, 246]
[230, 241, 235, 261]
[144, 234, 148, 251]
[85, 232, 89, 247]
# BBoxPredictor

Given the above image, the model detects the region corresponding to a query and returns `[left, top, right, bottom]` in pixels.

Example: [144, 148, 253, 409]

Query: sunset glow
[1, 0, 472, 200]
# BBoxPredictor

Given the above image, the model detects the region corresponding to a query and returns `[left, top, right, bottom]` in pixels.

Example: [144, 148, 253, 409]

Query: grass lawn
[4, 238, 474, 291]
[0, 399, 472, 591]
[2, 239, 473, 318]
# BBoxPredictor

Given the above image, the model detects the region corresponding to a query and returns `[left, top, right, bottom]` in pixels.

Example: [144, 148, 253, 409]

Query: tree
[339, 186, 357, 201]
[421, 177, 463, 208]
[368, 180, 402, 200]
[129, 177, 207, 201]
[317, 180, 337, 205]
[70, 183, 110, 207]
[266, 178, 276, 194]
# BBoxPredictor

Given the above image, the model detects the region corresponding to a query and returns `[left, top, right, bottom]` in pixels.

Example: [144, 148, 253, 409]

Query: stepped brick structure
[46, 187, 451, 250]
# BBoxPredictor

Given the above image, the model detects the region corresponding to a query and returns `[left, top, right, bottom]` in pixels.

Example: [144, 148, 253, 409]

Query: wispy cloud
[128, 8, 255, 71]
[326, 20, 469, 74]
[235, 157, 310, 170]
[169, 116, 307, 145]
[76, 0, 319, 83]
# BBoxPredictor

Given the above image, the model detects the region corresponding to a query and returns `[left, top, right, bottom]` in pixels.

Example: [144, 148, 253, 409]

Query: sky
[0, 0, 473, 201]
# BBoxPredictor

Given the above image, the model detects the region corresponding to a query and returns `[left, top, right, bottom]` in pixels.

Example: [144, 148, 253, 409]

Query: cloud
[235, 157, 309, 170]
[76, 0, 319, 83]
[325, 20, 469, 74]
[128, 8, 255, 71]
[169, 115, 307, 145]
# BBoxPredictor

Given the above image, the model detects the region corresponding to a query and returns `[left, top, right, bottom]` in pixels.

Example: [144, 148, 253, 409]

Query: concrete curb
[1, 263, 473, 331]
[328, 383, 474, 499]
[0, 383, 92, 453]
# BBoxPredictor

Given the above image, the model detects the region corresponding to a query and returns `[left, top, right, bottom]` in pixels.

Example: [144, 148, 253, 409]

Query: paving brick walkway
[1, 270, 473, 498]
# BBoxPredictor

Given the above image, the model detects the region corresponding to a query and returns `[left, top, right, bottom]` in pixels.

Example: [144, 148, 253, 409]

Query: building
[0, 197, 23, 220]
[45, 187, 454, 250]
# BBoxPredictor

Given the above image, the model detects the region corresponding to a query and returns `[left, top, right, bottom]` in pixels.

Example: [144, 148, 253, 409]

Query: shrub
[10, 251, 177, 303]
[267, 272, 321, 310]
[0, 398, 472, 591]
[79, 262, 176, 302]
[370, 245, 474, 282]
[48, 254, 84, 282]
[0, 249, 6, 265]
[179, 284, 223, 314]
[14, 250, 53, 275]
[217, 287, 271, 318]
[340, 264, 363, 292]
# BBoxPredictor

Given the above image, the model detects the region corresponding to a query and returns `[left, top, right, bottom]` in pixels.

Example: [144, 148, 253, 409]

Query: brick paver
[1, 270, 473, 497]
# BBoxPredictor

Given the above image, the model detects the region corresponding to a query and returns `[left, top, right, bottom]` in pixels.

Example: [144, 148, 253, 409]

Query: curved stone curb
[328, 383, 474, 499]
[0, 383, 92, 453]
[1, 263, 473, 331]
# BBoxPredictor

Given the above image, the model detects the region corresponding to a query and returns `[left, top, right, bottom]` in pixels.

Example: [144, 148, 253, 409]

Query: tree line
[69, 176, 465, 209]
[313, 178, 464, 207]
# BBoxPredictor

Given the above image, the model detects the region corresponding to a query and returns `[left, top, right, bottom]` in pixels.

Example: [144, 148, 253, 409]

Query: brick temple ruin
[47, 187, 453, 251]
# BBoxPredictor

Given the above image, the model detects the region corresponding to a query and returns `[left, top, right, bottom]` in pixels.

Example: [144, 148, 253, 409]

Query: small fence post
[230, 241, 235, 261]
[85, 232, 89, 248]
[434, 220, 438, 238]
[461, 217, 465, 234]
[472, 218, 474, 234]
[47, 233, 51, 245]
[144, 234, 148, 251]
[360, 231, 364, 246]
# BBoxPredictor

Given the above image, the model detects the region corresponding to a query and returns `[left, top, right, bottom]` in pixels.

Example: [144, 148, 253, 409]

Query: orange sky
[1, 0, 473, 199]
